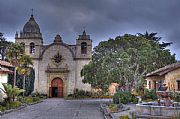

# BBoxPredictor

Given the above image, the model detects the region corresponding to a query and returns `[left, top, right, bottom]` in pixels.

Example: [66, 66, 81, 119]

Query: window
[154, 81, 157, 90]
[177, 80, 180, 91]
[30, 42, 35, 54]
[148, 81, 151, 89]
[158, 80, 165, 91]
[81, 42, 87, 54]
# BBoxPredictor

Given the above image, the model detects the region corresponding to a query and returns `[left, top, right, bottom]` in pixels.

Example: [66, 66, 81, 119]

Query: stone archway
[49, 78, 63, 98]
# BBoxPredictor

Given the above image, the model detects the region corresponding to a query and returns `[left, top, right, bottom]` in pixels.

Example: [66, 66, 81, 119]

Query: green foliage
[1, 83, 24, 103]
[17, 55, 33, 96]
[24, 96, 40, 104]
[24, 97, 33, 104]
[7, 42, 34, 96]
[113, 91, 138, 104]
[68, 89, 92, 98]
[172, 92, 180, 102]
[0, 105, 6, 112]
[137, 32, 172, 49]
[119, 115, 130, 119]
[81, 33, 176, 92]
[0, 32, 13, 61]
[0, 101, 21, 111]
[7, 43, 25, 65]
[32, 97, 40, 102]
[108, 104, 117, 112]
[6, 101, 21, 109]
[31, 92, 47, 99]
[16, 68, 35, 96]
[142, 88, 157, 100]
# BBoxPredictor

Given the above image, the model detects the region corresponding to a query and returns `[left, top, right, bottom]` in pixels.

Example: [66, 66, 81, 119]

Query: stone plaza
[0, 98, 111, 119]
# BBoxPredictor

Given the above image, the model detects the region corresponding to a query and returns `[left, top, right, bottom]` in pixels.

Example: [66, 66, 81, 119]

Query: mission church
[15, 14, 92, 98]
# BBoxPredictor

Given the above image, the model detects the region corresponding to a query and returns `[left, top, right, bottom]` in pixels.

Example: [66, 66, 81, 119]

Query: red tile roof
[0, 60, 14, 68]
[0, 68, 14, 74]
[146, 62, 180, 77]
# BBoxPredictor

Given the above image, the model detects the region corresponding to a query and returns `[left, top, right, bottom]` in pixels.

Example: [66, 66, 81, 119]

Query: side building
[0, 61, 14, 100]
[146, 62, 180, 91]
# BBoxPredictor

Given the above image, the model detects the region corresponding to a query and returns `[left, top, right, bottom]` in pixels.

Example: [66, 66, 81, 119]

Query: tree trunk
[13, 67, 17, 101]
[13, 68, 16, 87]
[23, 75, 26, 97]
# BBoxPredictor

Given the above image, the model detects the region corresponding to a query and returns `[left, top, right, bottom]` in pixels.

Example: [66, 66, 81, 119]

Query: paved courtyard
[0, 98, 111, 119]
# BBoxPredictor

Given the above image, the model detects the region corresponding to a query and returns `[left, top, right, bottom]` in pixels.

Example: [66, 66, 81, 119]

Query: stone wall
[165, 68, 180, 91]
[75, 59, 91, 91]
[37, 43, 76, 96]
[16, 35, 92, 97]
[146, 76, 165, 90]
[32, 59, 40, 92]
[146, 68, 180, 91]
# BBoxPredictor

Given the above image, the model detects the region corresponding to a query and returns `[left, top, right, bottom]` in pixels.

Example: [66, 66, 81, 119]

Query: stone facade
[15, 14, 92, 97]
[146, 62, 180, 91]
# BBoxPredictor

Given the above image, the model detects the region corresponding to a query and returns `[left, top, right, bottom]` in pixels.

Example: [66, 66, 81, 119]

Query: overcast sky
[0, 0, 179, 60]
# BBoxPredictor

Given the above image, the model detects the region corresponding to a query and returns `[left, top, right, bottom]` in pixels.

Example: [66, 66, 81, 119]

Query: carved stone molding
[51, 52, 64, 65]
[46, 68, 69, 73]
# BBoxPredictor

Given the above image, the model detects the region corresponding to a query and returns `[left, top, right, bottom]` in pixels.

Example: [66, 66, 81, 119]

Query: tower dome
[23, 15, 40, 34]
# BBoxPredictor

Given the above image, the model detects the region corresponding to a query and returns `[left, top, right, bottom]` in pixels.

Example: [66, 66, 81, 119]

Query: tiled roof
[0, 68, 13, 74]
[0, 60, 14, 68]
[146, 62, 180, 77]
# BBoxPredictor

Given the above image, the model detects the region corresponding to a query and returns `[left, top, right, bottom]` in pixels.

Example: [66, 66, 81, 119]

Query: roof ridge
[146, 62, 180, 77]
[0, 60, 14, 67]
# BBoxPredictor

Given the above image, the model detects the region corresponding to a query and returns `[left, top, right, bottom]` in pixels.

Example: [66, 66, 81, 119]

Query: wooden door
[51, 78, 63, 98]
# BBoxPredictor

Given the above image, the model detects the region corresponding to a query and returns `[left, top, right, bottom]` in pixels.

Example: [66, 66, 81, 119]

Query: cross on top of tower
[31, 9, 34, 16]
[83, 26, 86, 35]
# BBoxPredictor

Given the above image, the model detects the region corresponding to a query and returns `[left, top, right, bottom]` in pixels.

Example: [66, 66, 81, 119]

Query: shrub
[24, 97, 33, 104]
[24, 96, 41, 104]
[6, 101, 21, 109]
[113, 91, 138, 104]
[31, 92, 47, 99]
[108, 104, 117, 112]
[68, 89, 92, 98]
[32, 97, 40, 102]
[30, 93, 37, 97]
[91, 95, 112, 98]
[38, 94, 47, 99]
[0, 105, 6, 112]
[17, 96, 24, 103]
[142, 88, 157, 100]
[119, 115, 129, 119]
[173, 92, 180, 102]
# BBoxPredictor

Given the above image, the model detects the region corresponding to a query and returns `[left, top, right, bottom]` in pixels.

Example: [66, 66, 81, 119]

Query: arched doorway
[50, 78, 63, 98]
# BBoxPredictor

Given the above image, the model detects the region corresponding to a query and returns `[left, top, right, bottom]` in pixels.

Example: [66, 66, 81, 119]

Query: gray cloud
[0, 0, 180, 60]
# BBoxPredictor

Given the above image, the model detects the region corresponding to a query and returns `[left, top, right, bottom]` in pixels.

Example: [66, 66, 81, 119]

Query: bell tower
[75, 30, 92, 59]
[15, 13, 43, 59]
[15, 12, 43, 92]
[75, 30, 92, 91]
